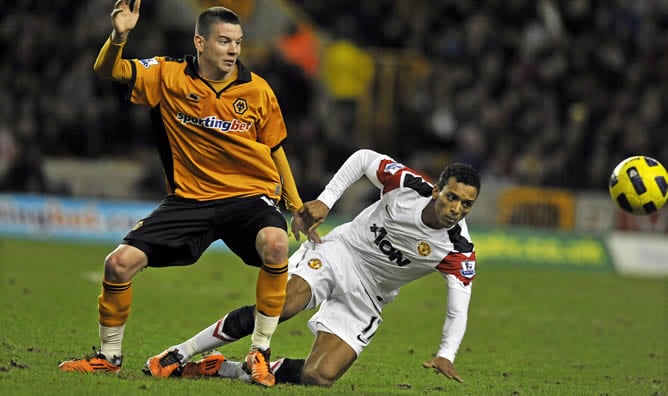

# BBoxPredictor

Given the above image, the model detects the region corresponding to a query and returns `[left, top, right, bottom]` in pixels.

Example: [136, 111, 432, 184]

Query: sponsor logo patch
[460, 260, 476, 278]
[383, 162, 405, 174]
[139, 58, 159, 68]
[176, 112, 252, 133]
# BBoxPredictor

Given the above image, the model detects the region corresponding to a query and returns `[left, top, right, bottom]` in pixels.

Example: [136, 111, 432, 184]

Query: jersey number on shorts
[356, 315, 380, 346]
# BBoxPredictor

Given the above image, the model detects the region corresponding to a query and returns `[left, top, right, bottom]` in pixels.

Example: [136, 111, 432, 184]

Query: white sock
[218, 358, 283, 381]
[218, 360, 251, 381]
[99, 324, 125, 360]
[251, 312, 279, 350]
[172, 317, 232, 363]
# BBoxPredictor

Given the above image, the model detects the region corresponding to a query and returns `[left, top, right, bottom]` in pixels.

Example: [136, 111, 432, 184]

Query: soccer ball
[609, 156, 668, 216]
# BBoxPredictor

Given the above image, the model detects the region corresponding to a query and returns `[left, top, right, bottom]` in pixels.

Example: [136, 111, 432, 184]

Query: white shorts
[288, 240, 383, 356]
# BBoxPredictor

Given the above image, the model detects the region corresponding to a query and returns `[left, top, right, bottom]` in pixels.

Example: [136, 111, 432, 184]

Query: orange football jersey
[128, 55, 287, 201]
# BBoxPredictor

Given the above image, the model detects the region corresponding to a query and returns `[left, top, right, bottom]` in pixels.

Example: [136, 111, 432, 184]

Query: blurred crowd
[2, 0, 667, 200]
[297, 0, 668, 191]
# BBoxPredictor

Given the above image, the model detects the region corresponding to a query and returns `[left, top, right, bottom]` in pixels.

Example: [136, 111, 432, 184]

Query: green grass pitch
[0, 238, 665, 395]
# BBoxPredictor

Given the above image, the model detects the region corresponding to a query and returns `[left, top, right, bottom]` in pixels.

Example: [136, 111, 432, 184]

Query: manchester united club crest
[308, 258, 322, 270]
[417, 241, 431, 256]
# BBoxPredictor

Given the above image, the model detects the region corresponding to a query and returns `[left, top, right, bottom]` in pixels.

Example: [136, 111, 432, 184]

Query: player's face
[431, 177, 478, 228]
[195, 22, 242, 79]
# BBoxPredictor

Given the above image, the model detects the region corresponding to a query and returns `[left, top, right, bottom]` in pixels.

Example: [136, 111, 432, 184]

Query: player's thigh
[288, 239, 356, 308]
[281, 275, 312, 319]
[303, 331, 357, 385]
[307, 288, 383, 356]
[216, 195, 287, 267]
[124, 196, 218, 267]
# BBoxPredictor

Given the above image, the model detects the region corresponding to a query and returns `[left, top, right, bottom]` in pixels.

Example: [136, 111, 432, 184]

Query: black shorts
[123, 195, 287, 268]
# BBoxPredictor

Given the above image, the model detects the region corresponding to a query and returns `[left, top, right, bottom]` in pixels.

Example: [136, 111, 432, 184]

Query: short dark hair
[437, 163, 481, 194]
[195, 7, 241, 38]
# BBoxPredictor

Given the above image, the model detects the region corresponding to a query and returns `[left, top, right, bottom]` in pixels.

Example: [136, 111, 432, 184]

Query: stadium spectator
[57, 2, 310, 388]
[321, 16, 375, 148]
[276, 21, 321, 79]
[3, 1, 667, 205]
[145, 149, 480, 387]
[0, 139, 49, 194]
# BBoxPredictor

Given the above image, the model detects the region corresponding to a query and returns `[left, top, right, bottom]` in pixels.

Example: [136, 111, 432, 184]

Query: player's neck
[198, 62, 237, 83]
[421, 201, 440, 229]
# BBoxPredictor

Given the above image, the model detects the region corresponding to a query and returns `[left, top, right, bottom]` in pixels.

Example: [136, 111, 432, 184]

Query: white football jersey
[318, 150, 477, 307]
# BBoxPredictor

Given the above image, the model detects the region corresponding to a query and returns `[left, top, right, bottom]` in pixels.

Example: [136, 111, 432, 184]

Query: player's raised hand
[422, 356, 464, 383]
[110, 0, 141, 42]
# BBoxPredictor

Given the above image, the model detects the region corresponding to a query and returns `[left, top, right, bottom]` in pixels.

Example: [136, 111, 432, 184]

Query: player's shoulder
[378, 157, 431, 182]
[163, 56, 188, 64]
[376, 157, 432, 197]
[135, 55, 187, 69]
[248, 71, 273, 90]
[449, 220, 475, 250]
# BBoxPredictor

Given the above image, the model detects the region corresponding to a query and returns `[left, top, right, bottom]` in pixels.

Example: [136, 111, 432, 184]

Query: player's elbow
[447, 305, 467, 318]
[93, 63, 111, 80]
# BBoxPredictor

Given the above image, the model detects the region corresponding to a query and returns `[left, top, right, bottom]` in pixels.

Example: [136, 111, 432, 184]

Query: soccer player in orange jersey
[58, 0, 310, 387]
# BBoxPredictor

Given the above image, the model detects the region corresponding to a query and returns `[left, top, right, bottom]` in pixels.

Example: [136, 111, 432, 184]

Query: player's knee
[301, 366, 336, 387]
[257, 229, 289, 264]
[104, 248, 145, 282]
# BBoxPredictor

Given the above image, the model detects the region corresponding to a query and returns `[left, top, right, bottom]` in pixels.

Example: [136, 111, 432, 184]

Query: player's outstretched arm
[110, 0, 141, 43]
[422, 356, 464, 383]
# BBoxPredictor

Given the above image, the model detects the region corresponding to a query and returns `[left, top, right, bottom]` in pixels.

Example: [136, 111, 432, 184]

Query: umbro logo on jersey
[187, 93, 201, 102]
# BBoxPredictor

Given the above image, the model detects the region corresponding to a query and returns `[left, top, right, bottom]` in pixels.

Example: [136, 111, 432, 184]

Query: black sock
[221, 305, 255, 339]
[274, 358, 305, 384]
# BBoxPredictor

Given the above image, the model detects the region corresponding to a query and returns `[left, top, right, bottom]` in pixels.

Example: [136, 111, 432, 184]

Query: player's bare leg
[301, 331, 357, 387]
[244, 226, 289, 387]
[59, 244, 147, 373]
[182, 332, 356, 387]
[145, 274, 314, 378]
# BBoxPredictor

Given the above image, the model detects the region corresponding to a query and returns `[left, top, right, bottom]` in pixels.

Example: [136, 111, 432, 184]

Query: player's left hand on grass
[422, 356, 464, 383]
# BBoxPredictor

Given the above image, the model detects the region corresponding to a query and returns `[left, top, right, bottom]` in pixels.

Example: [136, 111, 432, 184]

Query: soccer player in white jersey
[144, 149, 480, 386]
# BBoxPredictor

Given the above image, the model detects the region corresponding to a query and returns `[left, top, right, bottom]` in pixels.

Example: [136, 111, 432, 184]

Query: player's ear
[432, 186, 440, 199]
[194, 34, 204, 52]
